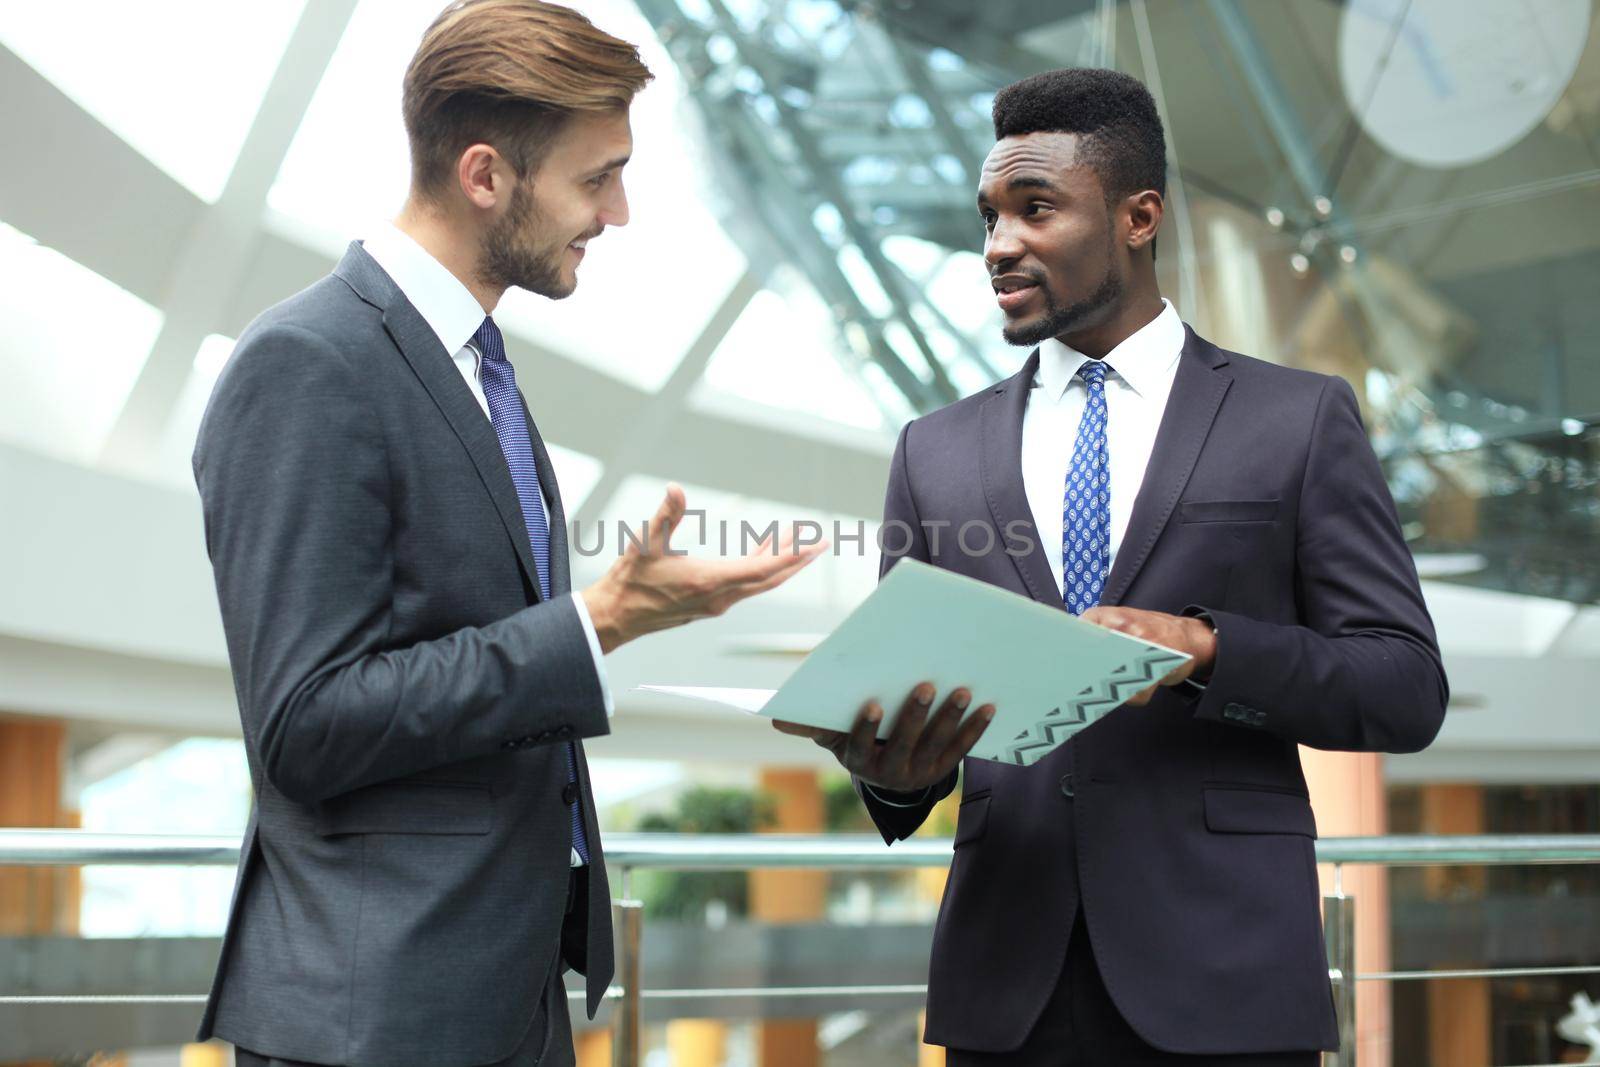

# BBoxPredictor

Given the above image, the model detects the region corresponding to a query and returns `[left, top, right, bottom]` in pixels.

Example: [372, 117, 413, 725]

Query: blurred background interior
[2, 0, 1599, 1064]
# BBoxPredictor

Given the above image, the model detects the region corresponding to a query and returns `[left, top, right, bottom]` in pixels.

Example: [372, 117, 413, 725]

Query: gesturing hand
[581, 484, 827, 653]
[1079, 605, 1217, 706]
[772, 683, 995, 793]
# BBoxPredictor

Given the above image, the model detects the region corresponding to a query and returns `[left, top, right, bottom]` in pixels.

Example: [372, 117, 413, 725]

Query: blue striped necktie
[1063, 359, 1112, 615]
[474, 316, 590, 865]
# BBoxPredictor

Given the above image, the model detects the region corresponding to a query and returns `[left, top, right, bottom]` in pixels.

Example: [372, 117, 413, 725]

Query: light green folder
[641, 559, 1191, 767]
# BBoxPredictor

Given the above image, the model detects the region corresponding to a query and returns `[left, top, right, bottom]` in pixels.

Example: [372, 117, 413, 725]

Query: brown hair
[402, 0, 653, 200]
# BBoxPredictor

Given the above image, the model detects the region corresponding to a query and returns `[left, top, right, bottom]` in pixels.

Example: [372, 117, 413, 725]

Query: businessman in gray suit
[192, 4, 821, 1065]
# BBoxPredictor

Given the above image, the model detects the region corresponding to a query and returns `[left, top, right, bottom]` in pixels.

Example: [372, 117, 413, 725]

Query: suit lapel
[980, 350, 1068, 610]
[334, 242, 544, 599]
[1100, 327, 1232, 606]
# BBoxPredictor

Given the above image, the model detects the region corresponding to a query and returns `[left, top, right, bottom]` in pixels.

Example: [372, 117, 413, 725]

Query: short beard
[479, 180, 572, 300]
[1000, 231, 1124, 347]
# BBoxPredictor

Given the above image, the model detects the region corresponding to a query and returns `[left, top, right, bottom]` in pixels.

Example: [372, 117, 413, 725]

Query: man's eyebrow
[1006, 175, 1060, 192]
[977, 173, 1063, 205]
[589, 154, 631, 176]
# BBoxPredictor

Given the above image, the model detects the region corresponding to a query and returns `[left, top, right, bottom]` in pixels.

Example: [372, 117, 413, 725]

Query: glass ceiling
[0, 222, 163, 467]
[699, 265, 892, 431]
[0, 1, 309, 203]
[632, 0, 1600, 602]
[3, 0, 1597, 602]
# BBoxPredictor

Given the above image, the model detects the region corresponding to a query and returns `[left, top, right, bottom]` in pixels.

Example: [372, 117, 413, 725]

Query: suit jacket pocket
[314, 781, 494, 836]
[953, 792, 991, 847]
[1179, 499, 1279, 524]
[1203, 786, 1317, 838]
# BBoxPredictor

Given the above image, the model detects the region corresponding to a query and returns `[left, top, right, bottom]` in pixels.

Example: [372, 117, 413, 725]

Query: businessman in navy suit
[779, 68, 1446, 1064]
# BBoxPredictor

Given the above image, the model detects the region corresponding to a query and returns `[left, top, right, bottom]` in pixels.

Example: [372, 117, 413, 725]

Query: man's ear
[1124, 189, 1164, 256]
[457, 144, 506, 211]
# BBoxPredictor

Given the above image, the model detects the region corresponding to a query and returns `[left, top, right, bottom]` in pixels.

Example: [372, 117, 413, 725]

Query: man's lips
[992, 274, 1042, 313]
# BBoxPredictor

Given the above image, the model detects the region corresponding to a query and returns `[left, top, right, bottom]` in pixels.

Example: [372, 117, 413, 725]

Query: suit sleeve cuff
[1179, 606, 1217, 694]
[1183, 606, 1274, 730]
[569, 591, 615, 718]
[862, 782, 933, 808]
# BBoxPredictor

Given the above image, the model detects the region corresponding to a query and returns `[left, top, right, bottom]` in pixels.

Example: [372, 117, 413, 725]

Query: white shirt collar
[361, 222, 489, 357]
[1035, 298, 1186, 400]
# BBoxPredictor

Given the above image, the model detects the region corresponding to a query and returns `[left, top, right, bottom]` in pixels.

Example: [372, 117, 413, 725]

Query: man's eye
[981, 213, 996, 228]
[590, 172, 611, 188]
[1024, 202, 1052, 217]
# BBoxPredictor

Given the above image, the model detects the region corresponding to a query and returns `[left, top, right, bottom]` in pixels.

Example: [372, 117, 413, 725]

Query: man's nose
[599, 177, 629, 228]
[984, 219, 1023, 270]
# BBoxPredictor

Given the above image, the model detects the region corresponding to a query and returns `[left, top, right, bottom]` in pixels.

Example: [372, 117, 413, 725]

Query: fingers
[1157, 660, 1193, 688]
[732, 541, 826, 596]
[910, 688, 972, 766]
[1081, 606, 1140, 638]
[771, 720, 840, 741]
[879, 683, 935, 772]
[842, 700, 884, 770]
[1122, 660, 1193, 707]
[930, 703, 996, 778]
[736, 528, 827, 579]
[640, 483, 687, 558]
[1123, 685, 1157, 707]
[772, 719, 848, 756]
[693, 532, 828, 616]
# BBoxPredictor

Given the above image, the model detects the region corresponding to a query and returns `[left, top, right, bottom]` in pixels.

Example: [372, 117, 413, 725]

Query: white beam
[99, 1, 359, 472]
[574, 269, 762, 526]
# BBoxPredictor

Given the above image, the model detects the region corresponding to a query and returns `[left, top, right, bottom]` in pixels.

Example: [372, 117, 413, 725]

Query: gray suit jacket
[193, 243, 613, 1066]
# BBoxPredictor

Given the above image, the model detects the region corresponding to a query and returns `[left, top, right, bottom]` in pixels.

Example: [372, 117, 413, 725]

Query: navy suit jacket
[859, 328, 1446, 1055]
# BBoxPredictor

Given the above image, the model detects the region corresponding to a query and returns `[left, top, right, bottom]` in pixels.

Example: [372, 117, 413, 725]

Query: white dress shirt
[362, 223, 614, 721]
[1024, 299, 1186, 598]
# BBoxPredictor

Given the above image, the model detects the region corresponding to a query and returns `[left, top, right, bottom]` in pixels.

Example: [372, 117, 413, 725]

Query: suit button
[1223, 702, 1250, 722]
[1059, 774, 1075, 798]
[562, 782, 579, 805]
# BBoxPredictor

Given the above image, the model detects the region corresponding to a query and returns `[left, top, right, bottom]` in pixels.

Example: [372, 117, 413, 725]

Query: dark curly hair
[991, 68, 1167, 205]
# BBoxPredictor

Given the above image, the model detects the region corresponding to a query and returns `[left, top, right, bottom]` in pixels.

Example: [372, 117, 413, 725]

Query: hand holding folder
[642, 559, 1194, 769]
[773, 681, 996, 794]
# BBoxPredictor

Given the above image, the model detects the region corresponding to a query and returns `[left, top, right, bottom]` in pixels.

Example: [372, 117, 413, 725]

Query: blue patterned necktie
[474, 317, 590, 865]
[1063, 359, 1112, 615]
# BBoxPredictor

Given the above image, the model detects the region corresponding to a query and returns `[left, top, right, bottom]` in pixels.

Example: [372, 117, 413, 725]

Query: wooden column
[0, 716, 71, 1067]
[1420, 785, 1489, 1067]
[665, 1020, 724, 1065]
[1302, 749, 1391, 1067]
[177, 1045, 229, 1067]
[0, 717, 69, 934]
[574, 1025, 613, 1067]
[750, 768, 824, 1067]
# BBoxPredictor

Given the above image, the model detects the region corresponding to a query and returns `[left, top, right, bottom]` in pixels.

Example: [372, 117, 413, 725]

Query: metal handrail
[3, 828, 1599, 868]
[5, 829, 1599, 1067]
